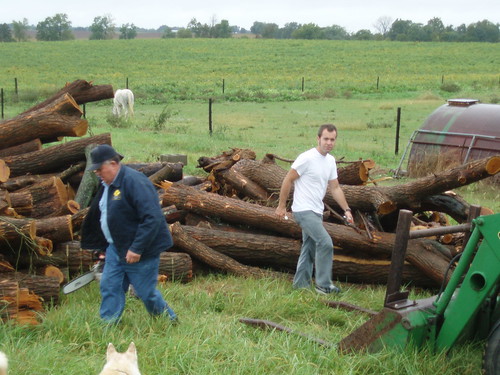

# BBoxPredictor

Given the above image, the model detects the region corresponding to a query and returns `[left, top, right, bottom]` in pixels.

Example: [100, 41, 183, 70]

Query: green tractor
[339, 210, 500, 374]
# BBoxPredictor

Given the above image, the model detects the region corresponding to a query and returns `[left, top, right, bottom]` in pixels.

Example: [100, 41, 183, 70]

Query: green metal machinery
[339, 210, 500, 374]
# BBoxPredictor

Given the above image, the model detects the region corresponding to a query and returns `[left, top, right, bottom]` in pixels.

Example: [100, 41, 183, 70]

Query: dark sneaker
[315, 284, 341, 295]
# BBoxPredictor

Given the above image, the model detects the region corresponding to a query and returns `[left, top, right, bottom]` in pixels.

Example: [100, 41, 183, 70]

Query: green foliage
[105, 113, 133, 128]
[36, 13, 74, 41]
[0, 23, 14, 42]
[119, 23, 137, 40]
[146, 104, 178, 131]
[12, 18, 30, 42]
[440, 82, 461, 93]
[90, 15, 116, 40]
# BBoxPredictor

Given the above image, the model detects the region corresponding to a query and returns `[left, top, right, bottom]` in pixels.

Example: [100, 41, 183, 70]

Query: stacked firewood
[0, 80, 188, 325]
[160, 148, 500, 290]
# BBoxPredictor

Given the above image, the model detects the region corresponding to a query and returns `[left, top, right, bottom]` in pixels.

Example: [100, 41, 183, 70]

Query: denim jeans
[292, 210, 334, 289]
[99, 244, 176, 323]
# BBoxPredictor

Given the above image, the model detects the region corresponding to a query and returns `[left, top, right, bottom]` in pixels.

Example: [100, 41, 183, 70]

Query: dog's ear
[106, 343, 117, 359]
[126, 342, 137, 355]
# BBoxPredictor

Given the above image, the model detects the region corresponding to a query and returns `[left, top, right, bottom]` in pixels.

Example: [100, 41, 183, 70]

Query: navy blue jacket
[80, 165, 173, 259]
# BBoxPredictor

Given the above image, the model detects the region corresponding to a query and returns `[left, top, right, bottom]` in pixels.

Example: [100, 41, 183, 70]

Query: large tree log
[2, 133, 112, 177]
[148, 162, 184, 185]
[74, 144, 99, 209]
[0, 272, 60, 305]
[32, 215, 73, 243]
[326, 155, 500, 215]
[51, 241, 95, 276]
[162, 185, 451, 284]
[16, 176, 68, 218]
[0, 216, 36, 241]
[21, 79, 114, 114]
[0, 279, 43, 325]
[0, 138, 42, 158]
[232, 156, 500, 216]
[180, 225, 438, 287]
[0, 93, 87, 149]
[159, 252, 193, 283]
[170, 222, 285, 279]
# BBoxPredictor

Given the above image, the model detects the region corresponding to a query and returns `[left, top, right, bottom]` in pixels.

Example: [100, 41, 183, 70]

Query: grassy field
[0, 39, 498, 374]
[0, 276, 485, 375]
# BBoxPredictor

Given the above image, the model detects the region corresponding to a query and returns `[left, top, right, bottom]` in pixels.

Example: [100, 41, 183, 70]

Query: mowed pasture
[1, 38, 499, 102]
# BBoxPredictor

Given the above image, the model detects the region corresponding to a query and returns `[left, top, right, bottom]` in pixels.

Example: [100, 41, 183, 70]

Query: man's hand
[275, 206, 289, 220]
[344, 211, 354, 224]
[126, 250, 141, 264]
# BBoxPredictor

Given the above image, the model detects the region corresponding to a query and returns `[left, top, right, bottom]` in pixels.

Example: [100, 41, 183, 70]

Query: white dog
[99, 342, 141, 375]
[0, 351, 7, 375]
[113, 89, 134, 118]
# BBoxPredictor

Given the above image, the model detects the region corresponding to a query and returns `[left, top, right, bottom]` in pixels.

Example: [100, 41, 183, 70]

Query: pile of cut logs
[1, 80, 499, 326]
[0, 80, 187, 325]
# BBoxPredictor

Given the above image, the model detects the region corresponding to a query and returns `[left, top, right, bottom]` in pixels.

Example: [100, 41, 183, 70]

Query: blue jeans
[292, 210, 334, 289]
[99, 244, 176, 323]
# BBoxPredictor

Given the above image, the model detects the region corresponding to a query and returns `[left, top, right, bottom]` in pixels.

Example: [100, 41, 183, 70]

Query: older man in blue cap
[81, 144, 177, 324]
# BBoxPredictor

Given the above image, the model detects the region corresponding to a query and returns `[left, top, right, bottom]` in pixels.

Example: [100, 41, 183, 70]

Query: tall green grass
[0, 275, 484, 374]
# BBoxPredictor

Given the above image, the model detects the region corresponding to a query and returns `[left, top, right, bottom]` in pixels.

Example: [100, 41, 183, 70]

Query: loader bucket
[338, 296, 436, 353]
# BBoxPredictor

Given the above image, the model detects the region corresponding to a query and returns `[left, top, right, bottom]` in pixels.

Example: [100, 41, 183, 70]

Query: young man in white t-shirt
[275, 124, 353, 294]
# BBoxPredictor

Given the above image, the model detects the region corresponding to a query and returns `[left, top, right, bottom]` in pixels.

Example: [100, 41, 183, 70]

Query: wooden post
[442, 75, 444, 84]
[126, 77, 129, 89]
[301, 77, 305, 92]
[83, 103, 86, 119]
[209, 98, 213, 136]
[395, 107, 401, 155]
[376, 76, 379, 90]
[1, 88, 4, 120]
[384, 209, 412, 305]
[14, 77, 18, 99]
[222, 79, 225, 94]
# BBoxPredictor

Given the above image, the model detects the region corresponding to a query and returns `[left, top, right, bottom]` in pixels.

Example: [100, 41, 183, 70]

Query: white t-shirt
[291, 147, 338, 215]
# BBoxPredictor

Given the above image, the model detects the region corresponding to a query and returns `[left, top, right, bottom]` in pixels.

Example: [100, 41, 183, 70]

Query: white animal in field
[113, 89, 134, 118]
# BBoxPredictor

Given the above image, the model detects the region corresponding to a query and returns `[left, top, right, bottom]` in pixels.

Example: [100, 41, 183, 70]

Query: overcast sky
[2, 0, 499, 32]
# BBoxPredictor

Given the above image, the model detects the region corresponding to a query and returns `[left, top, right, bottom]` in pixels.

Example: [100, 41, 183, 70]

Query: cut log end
[0, 160, 10, 183]
[485, 156, 500, 175]
[377, 201, 397, 215]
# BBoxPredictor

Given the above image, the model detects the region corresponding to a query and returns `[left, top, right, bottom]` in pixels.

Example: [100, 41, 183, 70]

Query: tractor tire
[483, 320, 500, 375]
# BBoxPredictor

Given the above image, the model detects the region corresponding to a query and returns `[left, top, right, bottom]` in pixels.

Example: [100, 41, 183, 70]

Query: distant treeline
[0, 14, 498, 42]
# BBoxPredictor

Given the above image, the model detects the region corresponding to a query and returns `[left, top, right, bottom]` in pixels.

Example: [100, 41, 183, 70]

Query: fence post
[301, 77, 304, 92]
[14, 77, 18, 99]
[209, 98, 213, 136]
[222, 79, 225, 94]
[376, 76, 379, 90]
[83, 103, 86, 119]
[441, 75, 444, 84]
[1, 88, 4, 119]
[395, 107, 401, 155]
[126, 77, 129, 89]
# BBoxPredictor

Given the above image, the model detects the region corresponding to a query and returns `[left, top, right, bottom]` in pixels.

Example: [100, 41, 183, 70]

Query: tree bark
[32, 215, 74, 243]
[180, 225, 438, 287]
[0, 139, 42, 157]
[169, 222, 285, 279]
[159, 252, 193, 283]
[21, 79, 114, 114]
[0, 216, 36, 241]
[0, 93, 88, 148]
[16, 176, 68, 218]
[3, 132, 112, 177]
[162, 185, 451, 284]
[148, 162, 184, 185]
[0, 272, 60, 305]
[74, 144, 99, 209]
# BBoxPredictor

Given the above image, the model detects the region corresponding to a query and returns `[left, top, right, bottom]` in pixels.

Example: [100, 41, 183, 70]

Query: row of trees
[0, 14, 498, 42]
[250, 17, 500, 42]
